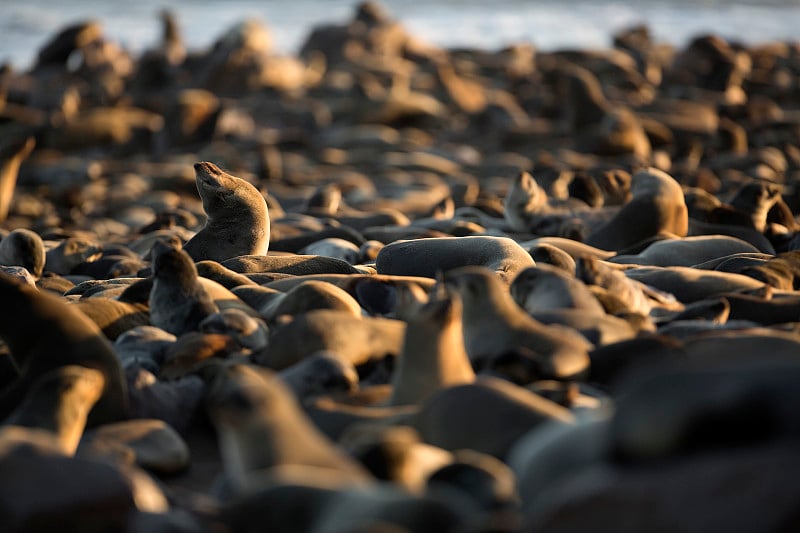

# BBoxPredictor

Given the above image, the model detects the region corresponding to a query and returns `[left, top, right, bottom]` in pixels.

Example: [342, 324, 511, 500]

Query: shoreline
[3, 0, 800, 70]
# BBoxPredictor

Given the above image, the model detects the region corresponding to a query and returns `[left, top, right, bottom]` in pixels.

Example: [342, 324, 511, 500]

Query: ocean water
[1, 0, 799, 70]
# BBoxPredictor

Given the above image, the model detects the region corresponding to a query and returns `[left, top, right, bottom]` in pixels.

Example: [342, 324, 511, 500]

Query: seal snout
[193, 161, 220, 175]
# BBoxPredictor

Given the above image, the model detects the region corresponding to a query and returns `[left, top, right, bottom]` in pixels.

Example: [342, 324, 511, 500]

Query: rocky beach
[1, 1, 800, 531]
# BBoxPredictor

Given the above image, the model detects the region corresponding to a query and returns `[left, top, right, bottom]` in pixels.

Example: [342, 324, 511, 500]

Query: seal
[253, 310, 405, 370]
[0, 229, 46, 279]
[70, 297, 150, 341]
[221, 254, 360, 276]
[149, 241, 219, 336]
[528, 243, 577, 273]
[0, 272, 128, 426]
[389, 287, 475, 406]
[199, 308, 269, 351]
[623, 265, 767, 303]
[44, 236, 103, 276]
[261, 280, 363, 323]
[4, 365, 105, 455]
[708, 181, 782, 232]
[503, 171, 549, 232]
[414, 376, 574, 458]
[341, 425, 453, 494]
[299, 238, 362, 265]
[510, 264, 605, 315]
[182, 162, 270, 262]
[585, 168, 688, 252]
[443, 266, 591, 379]
[204, 363, 372, 492]
[278, 351, 359, 400]
[376, 236, 535, 284]
[609, 235, 763, 267]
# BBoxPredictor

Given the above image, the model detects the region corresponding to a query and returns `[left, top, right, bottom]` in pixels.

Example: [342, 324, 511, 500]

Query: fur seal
[278, 351, 360, 400]
[253, 310, 405, 370]
[503, 171, 549, 232]
[4, 365, 105, 455]
[77, 418, 190, 476]
[342, 425, 453, 494]
[200, 308, 269, 351]
[70, 298, 150, 341]
[443, 266, 591, 380]
[576, 256, 680, 316]
[205, 363, 372, 491]
[389, 288, 475, 406]
[623, 266, 767, 303]
[113, 326, 176, 373]
[0, 229, 46, 279]
[299, 238, 362, 265]
[158, 332, 243, 380]
[522, 237, 615, 261]
[510, 264, 605, 315]
[221, 254, 360, 275]
[195, 260, 258, 289]
[44, 237, 103, 276]
[528, 243, 577, 273]
[609, 235, 762, 267]
[376, 236, 535, 283]
[414, 376, 574, 458]
[261, 280, 363, 323]
[149, 242, 219, 336]
[585, 168, 688, 252]
[183, 162, 270, 262]
[0, 273, 128, 426]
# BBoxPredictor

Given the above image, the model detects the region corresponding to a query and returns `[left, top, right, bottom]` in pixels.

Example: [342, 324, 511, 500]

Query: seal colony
[1, 2, 800, 530]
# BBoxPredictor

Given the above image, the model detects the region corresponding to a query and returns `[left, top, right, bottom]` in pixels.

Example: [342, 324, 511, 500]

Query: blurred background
[2, 0, 798, 69]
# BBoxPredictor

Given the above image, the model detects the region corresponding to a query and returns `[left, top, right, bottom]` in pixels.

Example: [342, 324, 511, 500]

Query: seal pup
[205, 363, 372, 492]
[443, 266, 591, 380]
[183, 162, 270, 262]
[4, 365, 105, 455]
[0, 229, 46, 279]
[0, 273, 128, 426]
[389, 288, 475, 406]
[585, 168, 688, 252]
[149, 242, 219, 336]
